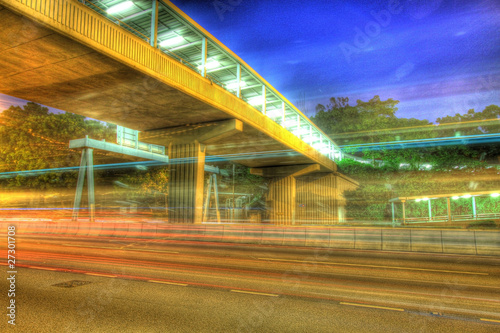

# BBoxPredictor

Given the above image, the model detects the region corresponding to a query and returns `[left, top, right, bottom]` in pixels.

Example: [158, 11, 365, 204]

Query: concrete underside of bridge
[0, 2, 358, 224]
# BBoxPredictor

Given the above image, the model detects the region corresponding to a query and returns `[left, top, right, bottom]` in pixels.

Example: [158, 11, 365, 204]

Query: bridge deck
[0, 0, 337, 171]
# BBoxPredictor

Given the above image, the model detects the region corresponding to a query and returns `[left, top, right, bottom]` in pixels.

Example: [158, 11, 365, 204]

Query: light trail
[4, 237, 500, 324]
[340, 133, 500, 151]
[257, 257, 489, 275]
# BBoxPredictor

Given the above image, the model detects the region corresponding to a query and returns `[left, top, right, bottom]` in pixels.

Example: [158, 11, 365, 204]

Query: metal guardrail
[9, 221, 500, 256]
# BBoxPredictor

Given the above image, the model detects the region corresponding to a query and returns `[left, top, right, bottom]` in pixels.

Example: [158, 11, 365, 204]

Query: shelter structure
[389, 190, 500, 225]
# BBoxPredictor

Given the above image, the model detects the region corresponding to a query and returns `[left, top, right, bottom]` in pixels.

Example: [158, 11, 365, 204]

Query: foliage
[466, 220, 498, 229]
[0, 102, 115, 189]
[312, 96, 430, 145]
[338, 157, 500, 221]
[119, 166, 169, 195]
[221, 163, 268, 210]
[436, 105, 500, 135]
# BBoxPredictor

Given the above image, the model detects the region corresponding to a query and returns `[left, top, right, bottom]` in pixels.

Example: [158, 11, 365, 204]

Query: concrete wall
[5, 221, 499, 256]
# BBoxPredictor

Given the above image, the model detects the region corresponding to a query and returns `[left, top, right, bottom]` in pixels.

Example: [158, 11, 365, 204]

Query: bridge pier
[141, 119, 243, 224]
[252, 165, 358, 225]
[168, 142, 206, 223]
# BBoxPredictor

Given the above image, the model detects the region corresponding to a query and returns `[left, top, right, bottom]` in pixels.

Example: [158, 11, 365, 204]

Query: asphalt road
[1, 233, 500, 332]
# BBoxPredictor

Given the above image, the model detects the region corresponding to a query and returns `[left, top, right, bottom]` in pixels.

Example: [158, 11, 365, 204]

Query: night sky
[1, 0, 499, 123]
[169, 0, 500, 121]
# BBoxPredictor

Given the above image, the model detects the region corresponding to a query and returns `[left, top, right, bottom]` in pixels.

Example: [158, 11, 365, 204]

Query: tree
[312, 96, 431, 145]
[313, 97, 500, 222]
[0, 102, 115, 189]
[436, 105, 500, 136]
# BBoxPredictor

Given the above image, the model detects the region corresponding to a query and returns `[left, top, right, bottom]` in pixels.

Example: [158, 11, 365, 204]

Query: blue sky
[1, 0, 499, 123]
[169, 0, 500, 121]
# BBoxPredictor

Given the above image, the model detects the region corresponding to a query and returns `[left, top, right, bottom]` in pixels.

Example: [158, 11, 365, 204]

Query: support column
[141, 119, 243, 224]
[262, 85, 267, 115]
[391, 202, 395, 225]
[72, 149, 87, 221]
[150, 0, 159, 48]
[251, 165, 358, 225]
[268, 176, 297, 225]
[72, 148, 95, 222]
[86, 148, 95, 221]
[168, 142, 206, 224]
[402, 200, 406, 225]
[201, 37, 207, 77]
[447, 197, 452, 223]
[236, 64, 241, 98]
[472, 196, 477, 219]
[428, 199, 432, 222]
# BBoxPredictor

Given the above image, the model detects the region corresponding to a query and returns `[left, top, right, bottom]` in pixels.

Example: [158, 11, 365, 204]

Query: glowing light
[248, 96, 264, 106]
[159, 36, 185, 47]
[491, 193, 500, 198]
[422, 197, 429, 201]
[106, 1, 133, 14]
[415, 199, 421, 202]
[452, 196, 460, 200]
[266, 109, 282, 118]
[198, 59, 221, 70]
[292, 128, 309, 137]
[462, 194, 472, 199]
[226, 81, 247, 90]
[283, 120, 298, 128]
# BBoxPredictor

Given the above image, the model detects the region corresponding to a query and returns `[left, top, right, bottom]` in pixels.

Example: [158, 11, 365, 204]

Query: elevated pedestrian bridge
[0, 0, 357, 224]
[0, 0, 341, 170]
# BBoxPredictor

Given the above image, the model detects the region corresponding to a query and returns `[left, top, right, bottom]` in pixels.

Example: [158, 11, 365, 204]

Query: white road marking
[85, 273, 116, 278]
[148, 280, 188, 286]
[230, 289, 279, 297]
[480, 318, 500, 323]
[340, 302, 404, 312]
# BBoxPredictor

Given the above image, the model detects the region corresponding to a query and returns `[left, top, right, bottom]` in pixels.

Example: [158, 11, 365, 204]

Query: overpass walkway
[0, 0, 358, 224]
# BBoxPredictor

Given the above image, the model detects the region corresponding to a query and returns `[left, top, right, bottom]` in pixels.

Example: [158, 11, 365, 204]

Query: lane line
[135, 249, 179, 254]
[28, 266, 57, 271]
[85, 273, 116, 278]
[148, 280, 188, 286]
[480, 318, 500, 323]
[230, 290, 279, 297]
[258, 258, 488, 275]
[340, 302, 405, 312]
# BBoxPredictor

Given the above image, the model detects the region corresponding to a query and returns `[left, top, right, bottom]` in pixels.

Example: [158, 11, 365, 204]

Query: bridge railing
[9, 0, 342, 162]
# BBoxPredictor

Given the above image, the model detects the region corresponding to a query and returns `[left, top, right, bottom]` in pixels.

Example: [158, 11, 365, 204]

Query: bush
[466, 220, 498, 229]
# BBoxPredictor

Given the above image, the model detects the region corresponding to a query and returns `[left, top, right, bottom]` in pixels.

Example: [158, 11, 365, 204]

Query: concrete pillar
[268, 175, 297, 225]
[251, 165, 358, 225]
[168, 142, 206, 224]
[141, 119, 243, 224]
